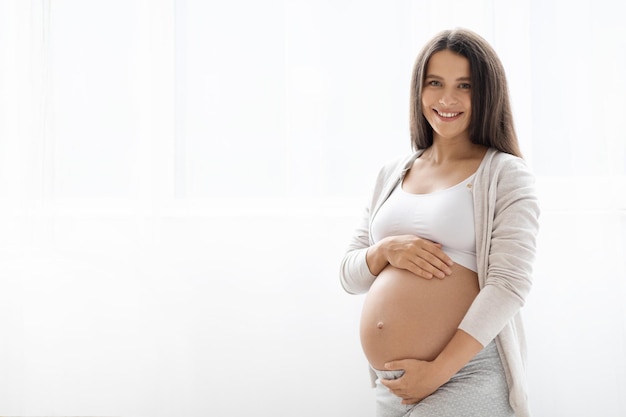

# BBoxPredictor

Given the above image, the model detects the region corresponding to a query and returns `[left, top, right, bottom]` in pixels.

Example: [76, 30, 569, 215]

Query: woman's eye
[459, 83, 471, 89]
[427, 80, 441, 87]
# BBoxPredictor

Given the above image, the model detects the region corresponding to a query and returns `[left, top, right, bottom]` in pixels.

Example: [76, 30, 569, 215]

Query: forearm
[432, 329, 484, 382]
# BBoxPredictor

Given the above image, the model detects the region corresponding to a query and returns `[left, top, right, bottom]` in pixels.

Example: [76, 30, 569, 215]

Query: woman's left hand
[379, 359, 447, 404]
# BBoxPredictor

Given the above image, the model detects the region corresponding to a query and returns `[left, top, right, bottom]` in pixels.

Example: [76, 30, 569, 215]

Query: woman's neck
[421, 139, 485, 165]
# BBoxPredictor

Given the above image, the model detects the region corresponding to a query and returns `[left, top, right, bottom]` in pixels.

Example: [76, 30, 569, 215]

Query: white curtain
[0, 0, 624, 416]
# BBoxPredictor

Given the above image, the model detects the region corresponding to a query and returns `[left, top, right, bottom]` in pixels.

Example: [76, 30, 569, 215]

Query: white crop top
[371, 174, 478, 272]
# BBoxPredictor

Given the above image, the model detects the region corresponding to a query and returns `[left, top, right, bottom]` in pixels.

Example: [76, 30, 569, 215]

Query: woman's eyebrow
[425, 74, 471, 81]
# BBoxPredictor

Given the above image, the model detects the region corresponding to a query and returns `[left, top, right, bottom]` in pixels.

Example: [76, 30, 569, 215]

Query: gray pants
[372, 341, 514, 417]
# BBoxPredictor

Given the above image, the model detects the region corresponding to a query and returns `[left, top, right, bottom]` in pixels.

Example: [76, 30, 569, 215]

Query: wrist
[431, 353, 460, 383]
[432, 329, 484, 382]
[366, 239, 390, 276]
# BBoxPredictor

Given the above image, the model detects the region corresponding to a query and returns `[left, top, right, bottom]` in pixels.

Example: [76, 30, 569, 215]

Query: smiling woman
[340, 29, 539, 417]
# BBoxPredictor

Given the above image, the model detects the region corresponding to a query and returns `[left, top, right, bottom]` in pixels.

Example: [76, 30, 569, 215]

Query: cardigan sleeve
[339, 156, 410, 294]
[338, 166, 386, 295]
[338, 204, 378, 295]
[459, 155, 540, 346]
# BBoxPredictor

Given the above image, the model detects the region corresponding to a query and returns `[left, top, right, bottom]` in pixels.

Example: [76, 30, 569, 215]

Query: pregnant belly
[359, 264, 479, 370]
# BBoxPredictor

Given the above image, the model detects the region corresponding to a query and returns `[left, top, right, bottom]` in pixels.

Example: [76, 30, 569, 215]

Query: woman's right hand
[367, 235, 454, 279]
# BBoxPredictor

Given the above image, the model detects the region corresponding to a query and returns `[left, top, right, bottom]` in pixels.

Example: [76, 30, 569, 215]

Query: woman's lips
[434, 109, 462, 120]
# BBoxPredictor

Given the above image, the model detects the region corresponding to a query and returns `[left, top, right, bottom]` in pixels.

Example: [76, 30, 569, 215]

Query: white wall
[0, 0, 625, 416]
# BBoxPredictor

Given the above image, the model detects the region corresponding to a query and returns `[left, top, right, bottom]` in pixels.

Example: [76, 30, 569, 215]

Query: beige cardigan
[339, 147, 540, 417]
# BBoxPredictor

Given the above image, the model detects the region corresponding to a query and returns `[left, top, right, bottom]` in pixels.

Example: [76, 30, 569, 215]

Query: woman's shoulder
[378, 152, 419, 175]
[484, 148, 532, 174]
[377, 150, 423, 178]
[367, 151, 421, 200]
[474, 148, 536, 194]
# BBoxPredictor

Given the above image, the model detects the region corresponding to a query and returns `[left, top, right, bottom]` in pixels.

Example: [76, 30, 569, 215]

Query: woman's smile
[433, 109, 463, 120]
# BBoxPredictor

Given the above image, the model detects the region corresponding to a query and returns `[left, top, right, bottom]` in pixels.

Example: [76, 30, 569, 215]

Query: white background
[1, 0, 625, 416]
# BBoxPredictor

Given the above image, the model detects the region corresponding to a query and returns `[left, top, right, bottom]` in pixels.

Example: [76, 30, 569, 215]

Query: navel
[377, 321, 384, 329]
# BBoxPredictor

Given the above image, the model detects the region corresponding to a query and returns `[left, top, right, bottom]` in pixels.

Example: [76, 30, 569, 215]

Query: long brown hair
[409, 28, 522, 157]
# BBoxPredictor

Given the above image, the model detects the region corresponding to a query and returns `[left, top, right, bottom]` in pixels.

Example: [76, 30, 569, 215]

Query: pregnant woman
[339, 28, 540, 417]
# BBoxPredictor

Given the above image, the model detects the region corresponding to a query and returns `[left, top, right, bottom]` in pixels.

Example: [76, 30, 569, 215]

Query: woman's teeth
[437, 111, 459, 118]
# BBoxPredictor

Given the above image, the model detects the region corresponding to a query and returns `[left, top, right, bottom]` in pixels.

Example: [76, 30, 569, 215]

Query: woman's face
[421, 49, 472, 143]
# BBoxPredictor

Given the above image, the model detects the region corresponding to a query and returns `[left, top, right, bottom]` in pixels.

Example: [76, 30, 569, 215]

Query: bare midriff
[360, 264, 479, 370]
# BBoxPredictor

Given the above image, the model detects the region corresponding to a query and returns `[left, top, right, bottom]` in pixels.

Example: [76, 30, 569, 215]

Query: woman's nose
[438, 92, 458, 106]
